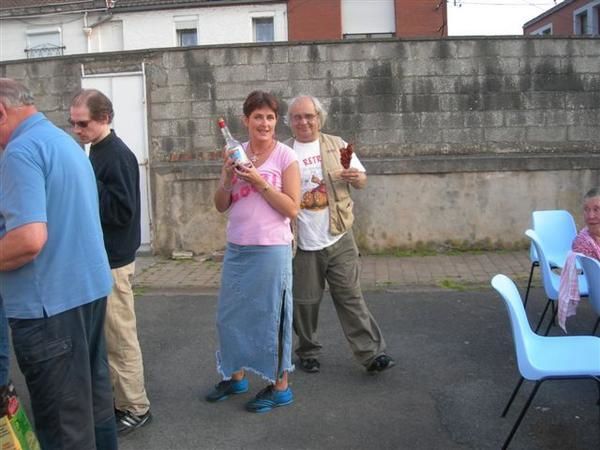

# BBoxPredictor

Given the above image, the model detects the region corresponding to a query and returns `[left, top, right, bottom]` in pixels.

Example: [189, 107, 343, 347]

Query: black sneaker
[299, 358, 320, 373]
[366, 354, 395, 373]
[115, 409, 152, 435]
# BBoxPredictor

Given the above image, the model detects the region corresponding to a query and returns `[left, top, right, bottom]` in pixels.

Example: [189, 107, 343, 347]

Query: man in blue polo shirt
[0, 78, 118, 449]
[0, 296, 7, 415]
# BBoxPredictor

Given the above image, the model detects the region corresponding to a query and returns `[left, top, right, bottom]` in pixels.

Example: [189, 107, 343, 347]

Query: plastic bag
[0, 383, 40, 450]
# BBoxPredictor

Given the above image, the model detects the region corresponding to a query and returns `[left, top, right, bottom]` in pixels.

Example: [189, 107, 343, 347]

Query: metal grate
[24, 43, 65, 58]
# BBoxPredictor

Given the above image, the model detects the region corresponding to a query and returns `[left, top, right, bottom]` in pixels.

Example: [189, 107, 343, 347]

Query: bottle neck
[220, 125, 234, 142]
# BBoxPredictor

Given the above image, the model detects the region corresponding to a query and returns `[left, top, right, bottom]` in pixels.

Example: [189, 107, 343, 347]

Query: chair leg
[523, 262, 537, 309]
[502, 380, 543, 450]
[501, 377, 525, 418]
[592, 317, 600, 336]
[534, 299, 551, 333]
[543, 305, 558, 336]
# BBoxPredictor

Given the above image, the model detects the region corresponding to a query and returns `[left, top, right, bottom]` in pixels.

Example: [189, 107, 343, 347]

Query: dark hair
[70, 89, 114, 123]
[584, 187, 600, 200]
[243, 90, 278, 118]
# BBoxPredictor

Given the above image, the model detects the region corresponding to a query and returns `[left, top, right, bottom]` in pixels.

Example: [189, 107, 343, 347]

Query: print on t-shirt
[301, 173, 328, 210]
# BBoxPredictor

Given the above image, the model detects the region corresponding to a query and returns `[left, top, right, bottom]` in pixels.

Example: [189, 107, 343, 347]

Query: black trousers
[9, 298, 117, 450]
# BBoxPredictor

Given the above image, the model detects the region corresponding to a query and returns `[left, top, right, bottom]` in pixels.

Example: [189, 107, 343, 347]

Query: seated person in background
[558, 187, 600, 331]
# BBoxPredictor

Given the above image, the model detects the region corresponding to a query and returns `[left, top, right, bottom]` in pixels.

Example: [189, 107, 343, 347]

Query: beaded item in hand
[340, 143, 353, 169]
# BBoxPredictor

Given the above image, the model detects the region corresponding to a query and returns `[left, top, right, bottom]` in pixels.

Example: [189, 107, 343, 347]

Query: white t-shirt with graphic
[293, 138, 365, 251]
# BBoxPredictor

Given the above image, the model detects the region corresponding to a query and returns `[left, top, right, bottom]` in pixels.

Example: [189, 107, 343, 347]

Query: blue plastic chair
[525, 229, 588, 335]
[491, 274, 600, 450]
[576, 255, 600, 335]
[523, 210, 577, 308]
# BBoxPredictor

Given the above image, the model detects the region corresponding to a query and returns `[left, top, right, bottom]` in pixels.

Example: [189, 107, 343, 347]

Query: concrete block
[543, 110, 574, 127]
[166, 69, 191, 86]
[150, 102, 192, 120]
[570, 109, 600, 126]
[161, 51, 187, 69]
[206, 47, 249, 66]
[522, 92, 565, 109]
[400, 127, 442, 144]
[213, 64, 266, 83]
[309, 61, 352, 79]
[442, 128, 485, 144]
[504, 110, 545, 127]
[526, 126, 567, 142]
[567, 126, 600, 143]
[191, 101, 217, 117]
[531, 39, 570, 57]
[566, 91, 600, 109]
[288, 80, 329, 97]
[485, 127, 527, 142]
[328, 78, 362, 96]
[568, 56, 600, 74]
[288, 44, 326, 62]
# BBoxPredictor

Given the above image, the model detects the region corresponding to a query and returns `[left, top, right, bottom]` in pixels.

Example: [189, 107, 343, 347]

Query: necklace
[248, 140, 276, 164]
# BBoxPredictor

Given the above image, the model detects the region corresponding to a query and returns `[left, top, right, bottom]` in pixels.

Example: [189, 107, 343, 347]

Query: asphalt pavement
[11, 284, 599, 450]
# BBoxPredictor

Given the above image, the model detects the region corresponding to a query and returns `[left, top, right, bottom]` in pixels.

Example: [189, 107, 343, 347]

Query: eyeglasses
[291, 113, 318, 123]
[68, 118, 91, 128]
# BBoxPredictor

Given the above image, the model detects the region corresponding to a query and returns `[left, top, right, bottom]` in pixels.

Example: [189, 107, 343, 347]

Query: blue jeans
[9, 298, 118, 450]
[0, 296, 8, 386]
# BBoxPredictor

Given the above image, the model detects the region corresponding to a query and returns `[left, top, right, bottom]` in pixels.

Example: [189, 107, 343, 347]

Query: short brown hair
[71, 89, 114, 123]
[243, 90, 279, 118]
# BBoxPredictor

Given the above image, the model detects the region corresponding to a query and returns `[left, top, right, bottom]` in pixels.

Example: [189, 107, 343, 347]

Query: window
[342, 0, 395, 39]
[174, 16, 198, 47]
[573, 0, 600, 35]
[177, 29, 198, 46]
[253, 17, 274, 42]
[530, 23, 552, 35]
[343, 32, 394, 40]
[575, 11, 589, 35]
[25, 28, 64, 58]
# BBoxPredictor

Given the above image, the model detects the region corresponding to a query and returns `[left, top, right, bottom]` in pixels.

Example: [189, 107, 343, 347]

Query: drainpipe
[82, 12, 92, 53]
[82, 11, 114, 53]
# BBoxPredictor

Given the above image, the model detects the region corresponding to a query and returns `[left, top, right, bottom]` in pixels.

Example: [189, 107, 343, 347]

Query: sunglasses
[68, 118, 92, 128]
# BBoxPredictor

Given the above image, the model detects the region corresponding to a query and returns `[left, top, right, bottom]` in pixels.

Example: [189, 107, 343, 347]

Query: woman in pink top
[558, 187, 600, 331]
[206, 91, 300, 413]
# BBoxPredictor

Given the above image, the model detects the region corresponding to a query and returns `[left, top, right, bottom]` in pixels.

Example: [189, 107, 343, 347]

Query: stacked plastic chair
[491, 274, 600, 449]
[525, 229, 588, 335]
[576, 255, 600, 335]
[523, 210, 577, 308]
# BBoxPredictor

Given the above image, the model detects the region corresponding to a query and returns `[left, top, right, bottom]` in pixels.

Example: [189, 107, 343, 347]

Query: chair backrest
[576, 255, 600, 316]
[531, 210, 577, 268]
[525, 229, 560, 299]
[491, 274, 540, 379]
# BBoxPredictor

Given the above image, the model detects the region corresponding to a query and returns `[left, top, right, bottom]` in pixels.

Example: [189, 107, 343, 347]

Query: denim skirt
[215, 242, 294, 383]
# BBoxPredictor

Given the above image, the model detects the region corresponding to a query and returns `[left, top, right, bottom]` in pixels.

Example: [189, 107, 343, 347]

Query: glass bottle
[217, 118, 250, 167]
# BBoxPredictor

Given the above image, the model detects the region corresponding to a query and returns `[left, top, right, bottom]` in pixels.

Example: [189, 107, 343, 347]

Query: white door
[81, 71, 152, 251]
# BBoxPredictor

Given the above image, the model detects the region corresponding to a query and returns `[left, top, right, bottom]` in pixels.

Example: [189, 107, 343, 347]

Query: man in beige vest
[286, 95, 394, 374]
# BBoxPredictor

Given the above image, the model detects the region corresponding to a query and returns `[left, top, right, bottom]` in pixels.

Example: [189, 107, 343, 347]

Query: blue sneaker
[205, 378, 249, 402]
[245, 385, 294, 413]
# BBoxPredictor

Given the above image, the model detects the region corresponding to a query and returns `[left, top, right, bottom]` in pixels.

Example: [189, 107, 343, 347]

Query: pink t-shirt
[226, 141, 298, 245]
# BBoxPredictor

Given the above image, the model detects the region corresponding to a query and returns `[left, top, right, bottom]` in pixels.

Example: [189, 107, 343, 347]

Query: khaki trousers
[105, 261, 150, 415]
[292, 231, 386, 367]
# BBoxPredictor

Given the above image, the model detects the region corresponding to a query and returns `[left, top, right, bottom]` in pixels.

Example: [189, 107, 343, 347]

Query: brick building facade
[524, 0, 600, 36]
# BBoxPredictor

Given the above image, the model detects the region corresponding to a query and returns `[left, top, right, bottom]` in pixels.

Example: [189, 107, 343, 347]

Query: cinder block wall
[1, 37, 599, 255]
